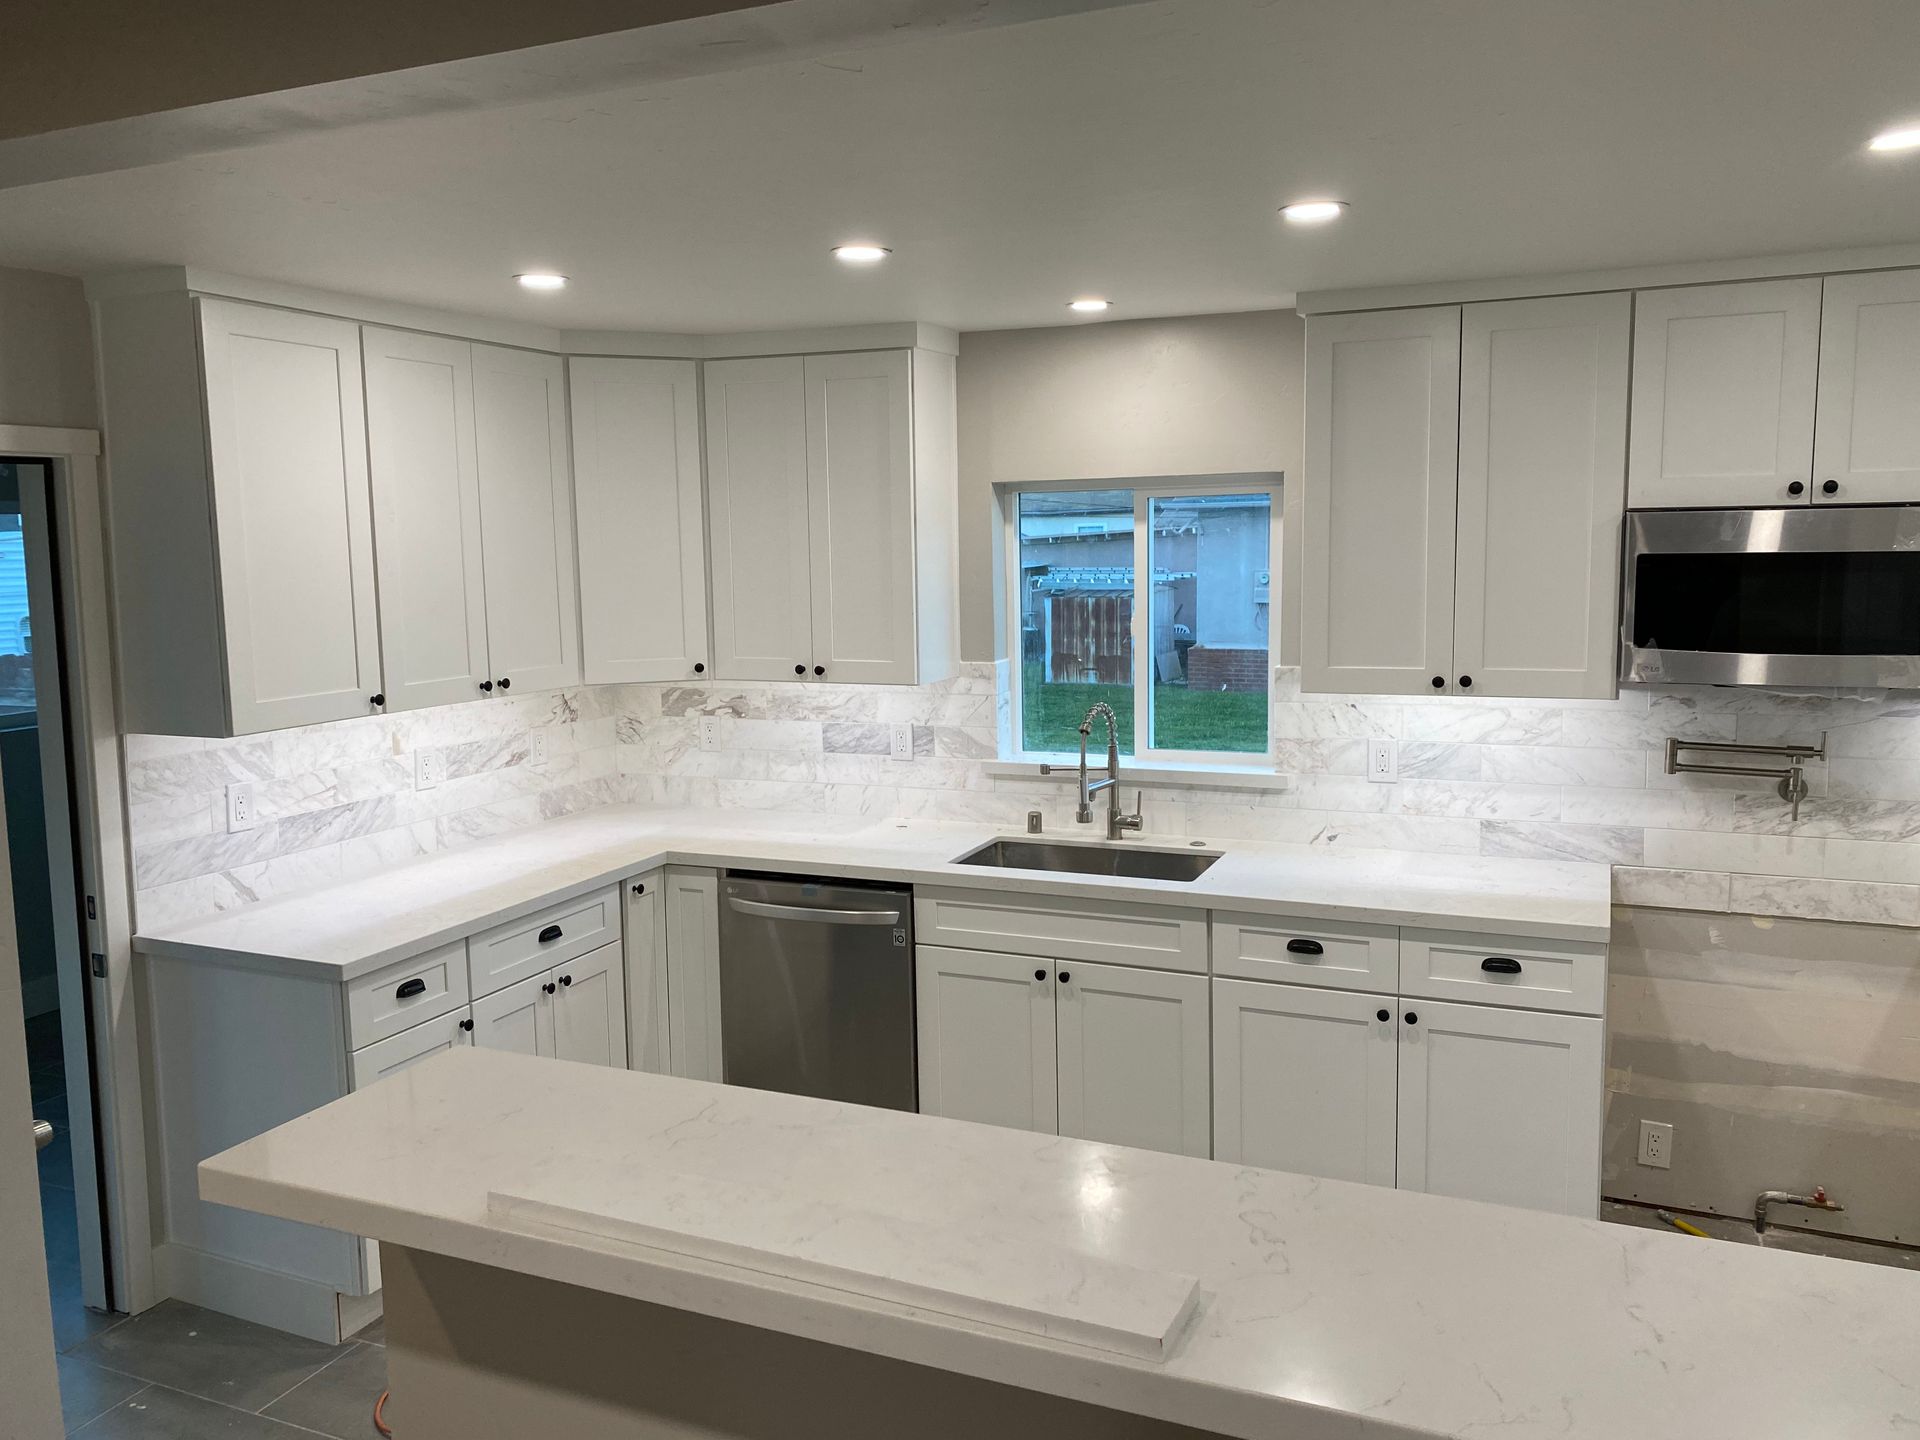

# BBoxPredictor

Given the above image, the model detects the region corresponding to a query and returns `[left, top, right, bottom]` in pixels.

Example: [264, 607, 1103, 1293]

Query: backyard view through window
[1015, 484, 1273, 761]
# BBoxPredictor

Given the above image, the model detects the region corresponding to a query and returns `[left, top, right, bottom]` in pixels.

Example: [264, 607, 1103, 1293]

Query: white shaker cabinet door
[1452, 293, 1629, 701]
[1056, 960, 1210, 1158]
[665, 868, 723, 1083]
[623, 870, 670, 1075]
[472, 344, 581, 694]
[1813, 269, 1920, 505]
[705, 356, 814, 682]
[362, 327, 492, 711]
[349, 1008, 474, 1091]
[1301, 306, 1462, 696]
[1627, 278, 1821, 508]
[1212, 979, 1397, 1187]
[915, 946, 1057, 1136]
[551, 940, 628, 1069]
[197, 299, 384, 733]
[470, 971, 555, 1059]
[569, 357, 710, 683]
[804, 350, 917, 685]
[1396, 999, 1603, 1217]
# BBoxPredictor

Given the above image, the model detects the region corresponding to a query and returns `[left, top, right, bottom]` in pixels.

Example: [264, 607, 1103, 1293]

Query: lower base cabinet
[915, 946, 1210, 1159]
[664, 867, 723, 1082]
[469, 940, 627, 1066]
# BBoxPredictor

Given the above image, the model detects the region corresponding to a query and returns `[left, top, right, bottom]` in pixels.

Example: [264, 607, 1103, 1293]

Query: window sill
[984, 759, 1294, 794]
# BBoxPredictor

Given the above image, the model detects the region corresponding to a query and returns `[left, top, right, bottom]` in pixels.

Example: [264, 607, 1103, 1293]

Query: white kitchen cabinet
[96, 293, 386, 734]
[915, 946, 1057, 1135]
[623, 870, 670, 1075]
[665, 867, 723, 1083]
[362, 327, 492, 711]
[1627, 278, 1821, 508]
[1301, 307, 1462, 696]
[471, 972, 553, 1058]
[1813, 269, 1920, 504]
[348, 1007, 474, 1091]
[550, 941, 628, 1068]
[1213, 979, 1398, 1187]
[1395, 999, 1603, 1218]
[570, 358, 710, 683]
[472, 344, 581, 694]
[1452, 294, 1629, 700]
[706, 349, 957, 686]
[1056, 960, 1209, 1158]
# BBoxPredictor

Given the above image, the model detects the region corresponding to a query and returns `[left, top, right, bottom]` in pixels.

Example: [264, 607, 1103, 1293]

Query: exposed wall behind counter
[0, 265, 97, 430]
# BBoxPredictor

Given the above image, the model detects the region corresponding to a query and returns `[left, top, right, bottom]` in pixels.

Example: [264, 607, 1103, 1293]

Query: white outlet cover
[1367, 737, 1397, 783]
[225, 782, 257, 833]
[414, 747, 444, 791]
[699, 718, 722, 751]
[530, 731, 549, 768]
[889, 724, 914, 761]
[1637, 1119, 1673, 1169]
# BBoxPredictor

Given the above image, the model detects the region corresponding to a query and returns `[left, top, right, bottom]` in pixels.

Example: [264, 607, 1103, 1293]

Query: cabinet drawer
[1212, 912, 1399, 992]
[345, 940, 469, 1048]
[915, 887, 1208, 974]
[1399, 929, 1606, 1016]
[469, 886, 621, 998]
[349, 1007, 472, 1090]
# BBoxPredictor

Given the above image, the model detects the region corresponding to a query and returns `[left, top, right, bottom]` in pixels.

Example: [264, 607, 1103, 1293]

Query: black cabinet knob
[1285, 938, 1325, 956]
[559, 974, 573, 987]
[1034, 968, 1046, 981]
[813, 665, 826, 677]
[1431, 676, 1445, 689]
[497, 677, 512, 690]
[632, 883, 646, 896]
[458, 1018, 473, 1033]
[693, 663, 706, 675]
[478, 680, 493, 693]
[1787, 481, 1806, 496]
[1822, 479, 1840, 496]
[542, 981, 556, 995]
[395, 977, 426, 1000]
[1376, 1008, 1391, 1022]
[1404, 1011, 1419, 1025]
[370, 693, 386, 708]
[1481, 956, 1523, 975]
[1458, 676, 1472, 689]
[1058, 970, 1071, 983]
[794, 663, 806, 675]
[538, 924, 563, 944]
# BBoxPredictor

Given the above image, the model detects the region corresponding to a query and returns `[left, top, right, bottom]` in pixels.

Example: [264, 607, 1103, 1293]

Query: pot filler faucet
[1075, 703, 1144, 841]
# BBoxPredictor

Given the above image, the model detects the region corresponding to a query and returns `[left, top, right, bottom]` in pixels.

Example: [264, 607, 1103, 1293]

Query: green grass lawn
[1020, 665, 1267, 755]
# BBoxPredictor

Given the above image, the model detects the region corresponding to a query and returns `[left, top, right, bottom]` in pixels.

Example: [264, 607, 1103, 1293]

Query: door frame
[0, 425, 153, 1317]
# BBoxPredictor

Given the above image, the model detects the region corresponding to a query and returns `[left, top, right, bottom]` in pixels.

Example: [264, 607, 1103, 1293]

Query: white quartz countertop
[135, 806, 1610, 978]
[201, 1048, 1920, 1440]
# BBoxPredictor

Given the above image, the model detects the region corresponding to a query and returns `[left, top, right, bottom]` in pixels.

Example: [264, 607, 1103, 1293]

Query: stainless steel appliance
[1621, 505, 1920, 688]
[717, 871, 916, 1111]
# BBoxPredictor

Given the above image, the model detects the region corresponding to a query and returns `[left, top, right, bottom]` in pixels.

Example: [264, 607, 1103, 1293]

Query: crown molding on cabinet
[1295, 239, 1920, 316]
[83, 265, 958, 359]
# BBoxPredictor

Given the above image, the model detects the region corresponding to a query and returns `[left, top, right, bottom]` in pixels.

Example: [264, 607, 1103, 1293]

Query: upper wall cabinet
[1627, 279, 1821, 508]
[98, 295, 385, 735]
[364, 333, 581, 709]
[705, 349, 956, 686]
[1813, 269, 1920, 504]
[1300, 307, 1461, 697]
[570, 358, 709, 684]
[1302, 296, 1629, 701]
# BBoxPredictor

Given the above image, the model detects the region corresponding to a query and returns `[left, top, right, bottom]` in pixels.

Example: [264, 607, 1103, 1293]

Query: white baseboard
[154, 1242, 378, 1344]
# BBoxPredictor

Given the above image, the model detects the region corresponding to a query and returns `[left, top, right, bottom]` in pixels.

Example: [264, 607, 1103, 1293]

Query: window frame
[1001, 475, 1282, 770]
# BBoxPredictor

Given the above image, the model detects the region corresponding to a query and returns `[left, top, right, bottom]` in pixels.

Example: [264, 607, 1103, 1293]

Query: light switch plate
[414, 747, 445, 791]
[224, 782, 257, 833]
[890, 724, 914, 762]
[1637, 1119, 1673, 1169]
[1367, 737, 1397, 783]
[529, 731, 549, 768]
[699, 718, 722, 751]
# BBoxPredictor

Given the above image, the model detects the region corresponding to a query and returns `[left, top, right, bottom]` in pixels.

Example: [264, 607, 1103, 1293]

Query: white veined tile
[1611, 866, 1732, 912]
[1726, 874, 1920, 927]
[1642, 829, 1826, 878]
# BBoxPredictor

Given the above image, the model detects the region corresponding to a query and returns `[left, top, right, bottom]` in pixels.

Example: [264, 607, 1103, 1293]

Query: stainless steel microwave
[1621, 506, 1920, 688]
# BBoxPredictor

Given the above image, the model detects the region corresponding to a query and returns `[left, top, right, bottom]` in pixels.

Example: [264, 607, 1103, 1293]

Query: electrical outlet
[699, 718, 722, 751]
[225, 782, 257, 833]
[414, 747, 444, 791]
[1637, 1119, 1673, 1169]
[529, 731, 549, 768]
[890, 724, 914, 762]
[1367, 737, 1397, 783]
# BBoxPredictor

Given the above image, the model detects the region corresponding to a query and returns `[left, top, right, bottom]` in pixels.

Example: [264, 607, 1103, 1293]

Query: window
[1007, 478, 1278, 765]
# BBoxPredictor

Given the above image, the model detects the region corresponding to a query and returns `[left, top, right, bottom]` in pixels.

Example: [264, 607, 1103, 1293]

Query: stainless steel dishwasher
[717, 871, 916, 1111]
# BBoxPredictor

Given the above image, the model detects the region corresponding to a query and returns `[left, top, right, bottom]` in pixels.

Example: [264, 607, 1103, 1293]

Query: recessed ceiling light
[1067, 298, 1112, 313]
[1280, 200, 1348, 224]
[1869, 126, 1920, 153]
[833, 244, 891, 263]
[515, 273, 568, 291]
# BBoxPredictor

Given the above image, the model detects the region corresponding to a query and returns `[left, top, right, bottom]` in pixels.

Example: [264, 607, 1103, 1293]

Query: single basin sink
[952, 838, 1221, 883]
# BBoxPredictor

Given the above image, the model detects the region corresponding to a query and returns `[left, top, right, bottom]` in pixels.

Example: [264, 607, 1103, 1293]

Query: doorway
[1, 457, 113, 1353]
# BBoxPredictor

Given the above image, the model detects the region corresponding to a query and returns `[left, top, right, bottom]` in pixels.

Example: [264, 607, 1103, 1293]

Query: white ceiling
[5, 0, 1920, 333]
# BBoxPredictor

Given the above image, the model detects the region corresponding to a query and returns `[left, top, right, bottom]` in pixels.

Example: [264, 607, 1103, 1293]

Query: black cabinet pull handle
[559, 974, 573, 987]
[1404, 1011, 1419, 1025]
[1285, 938, 1324, 956]
[370, 693, 386, 707]
[1822, 479, 1840, 496]
[794, 663, 806, 675]
[1034, 968, 1046, 981]
[813, 665, 825, 677]
[542, 981, 556, 995]
[1787, 480, 1806, 496]
[1058, 970, 1071, 983]
[458, 1018, 473, 1033]
[478, 680, 493, 693]
[1458, 675, 1472, 689]
[395, 977, 426, 999]
[632, 883, 646, 896]
[1481, 956, 1523, 975]
[693, 663, 706, 675]
[538, 924, 563, 944]
[1431, 675, 1445, 689]
[1376, 1008, 1390, 1022]
[498, 677, 512, 690]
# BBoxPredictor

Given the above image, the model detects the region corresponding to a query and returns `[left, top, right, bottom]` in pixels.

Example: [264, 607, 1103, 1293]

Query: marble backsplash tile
[127, 660, 1920, 932]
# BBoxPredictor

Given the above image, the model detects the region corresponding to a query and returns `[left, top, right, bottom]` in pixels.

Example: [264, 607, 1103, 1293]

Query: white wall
[0, 267, 97, 430]
[954, 309, 1304, 662]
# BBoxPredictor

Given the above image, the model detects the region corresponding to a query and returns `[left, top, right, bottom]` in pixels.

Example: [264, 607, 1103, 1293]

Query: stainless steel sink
[952, 838, 1221, 883]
